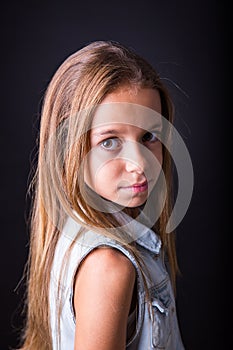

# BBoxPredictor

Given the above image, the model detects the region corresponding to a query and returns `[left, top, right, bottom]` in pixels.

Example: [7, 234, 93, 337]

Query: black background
[0, 1, 229, 349]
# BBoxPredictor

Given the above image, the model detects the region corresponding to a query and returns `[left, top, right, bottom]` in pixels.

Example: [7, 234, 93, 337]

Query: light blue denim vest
[49, 215, 185, 349]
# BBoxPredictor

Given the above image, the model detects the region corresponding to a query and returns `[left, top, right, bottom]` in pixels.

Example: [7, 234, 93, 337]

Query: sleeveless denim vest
[49, 215, 185, 349]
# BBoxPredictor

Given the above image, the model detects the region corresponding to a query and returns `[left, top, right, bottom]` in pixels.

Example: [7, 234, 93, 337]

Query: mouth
[119, 181, 148, 193]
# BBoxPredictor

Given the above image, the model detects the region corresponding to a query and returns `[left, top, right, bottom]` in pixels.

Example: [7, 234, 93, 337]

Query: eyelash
[100, 138, 122, 151]
[100, 132, 159, 151]
[142, 131, 158, 143]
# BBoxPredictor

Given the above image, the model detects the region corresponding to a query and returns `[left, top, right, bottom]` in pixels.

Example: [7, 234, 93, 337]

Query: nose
[123, 142, 146, 174]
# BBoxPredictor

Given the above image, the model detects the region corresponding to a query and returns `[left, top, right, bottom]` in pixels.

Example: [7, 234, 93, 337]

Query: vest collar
[72, 209, 162, 255]
[113, 210, 162, 255]
[135, 228, 161, 254]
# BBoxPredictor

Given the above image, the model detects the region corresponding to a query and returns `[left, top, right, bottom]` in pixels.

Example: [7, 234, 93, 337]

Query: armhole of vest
[69, 241, 145, 341]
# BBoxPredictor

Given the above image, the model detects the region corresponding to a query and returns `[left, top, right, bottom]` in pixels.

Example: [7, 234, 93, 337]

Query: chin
[120, 198, 147, 208]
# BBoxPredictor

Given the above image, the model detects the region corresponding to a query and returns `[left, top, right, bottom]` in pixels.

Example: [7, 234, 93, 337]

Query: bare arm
[73, 247, 136, 350]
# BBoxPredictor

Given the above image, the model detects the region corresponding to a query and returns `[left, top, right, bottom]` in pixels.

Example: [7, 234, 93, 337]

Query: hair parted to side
[19, 40, 178, 350]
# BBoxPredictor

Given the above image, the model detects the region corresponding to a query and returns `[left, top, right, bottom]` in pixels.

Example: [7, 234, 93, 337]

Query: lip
[120, 181, 148, 193]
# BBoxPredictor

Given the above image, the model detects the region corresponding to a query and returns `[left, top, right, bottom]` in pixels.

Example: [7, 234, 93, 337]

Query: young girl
[19, 40, 185, 349]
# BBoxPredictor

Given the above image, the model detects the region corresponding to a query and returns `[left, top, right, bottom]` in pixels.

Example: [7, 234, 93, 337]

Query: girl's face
[84, 86, 163, 208]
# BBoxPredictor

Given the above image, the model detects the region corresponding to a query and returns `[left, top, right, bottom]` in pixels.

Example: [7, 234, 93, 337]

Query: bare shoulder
[74, 246, 136, 292]
[79, 246, 135, 278]
[73, 246, 136, 349]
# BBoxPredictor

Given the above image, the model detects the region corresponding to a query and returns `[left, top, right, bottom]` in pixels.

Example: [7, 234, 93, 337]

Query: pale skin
[74, 86, 162, 349]
[74, 248, 136, 350]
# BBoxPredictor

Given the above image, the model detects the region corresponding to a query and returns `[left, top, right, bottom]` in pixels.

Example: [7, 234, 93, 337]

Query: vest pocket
[150, 298, 171, 349]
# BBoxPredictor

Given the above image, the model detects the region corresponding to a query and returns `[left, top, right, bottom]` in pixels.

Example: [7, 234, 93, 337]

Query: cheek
[150, 142, 163, 167]
[159, 143, 163, 163]
[148, 143, 163, 186]
[157, 150, 163, 166]
[96, 161, 122, 183]
[85, 157, 122, 190]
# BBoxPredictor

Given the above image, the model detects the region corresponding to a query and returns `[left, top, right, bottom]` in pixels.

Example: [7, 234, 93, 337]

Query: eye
[100, 138, 122, 151]
[142, 131, 158, 143]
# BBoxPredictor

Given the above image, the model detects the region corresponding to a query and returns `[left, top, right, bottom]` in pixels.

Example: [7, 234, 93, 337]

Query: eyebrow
[92, 124, 162, 138]
[92, 129, 120, 137]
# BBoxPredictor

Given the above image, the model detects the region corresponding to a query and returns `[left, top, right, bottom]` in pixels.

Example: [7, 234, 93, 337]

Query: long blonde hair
[19, 40, 178, 349]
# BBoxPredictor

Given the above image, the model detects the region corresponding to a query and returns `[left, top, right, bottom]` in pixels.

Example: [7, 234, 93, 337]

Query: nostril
[122, 141, 147, 173]
[125, 159, 144, 174]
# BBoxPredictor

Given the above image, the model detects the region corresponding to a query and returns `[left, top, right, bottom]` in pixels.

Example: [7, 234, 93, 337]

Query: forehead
[91, 102, 162, 131]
